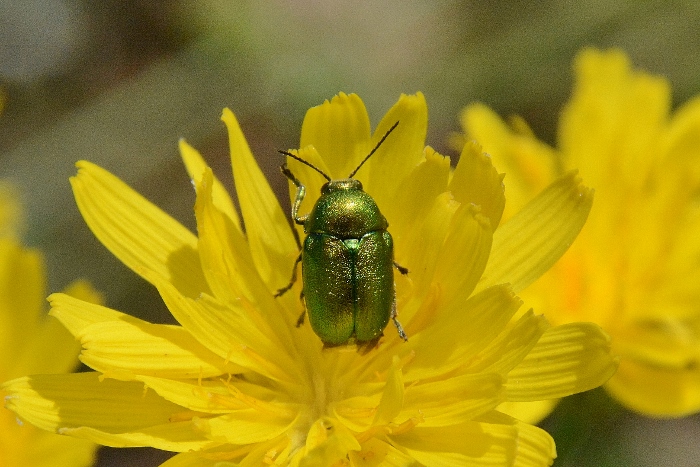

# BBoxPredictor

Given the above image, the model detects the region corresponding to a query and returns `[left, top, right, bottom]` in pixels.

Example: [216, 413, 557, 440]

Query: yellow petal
[49, 292, 241, 379]
[48, 292, 119, 334]
[70, 161, 209, 299]
[402, 372, 503, 427]
[3, 372, 211, 451]
[62, 278, 104, 305]
[649, 207, 700, 322]
[0, 238, 45, 375]
[349, 437, 416, 467]
[479, 411, 557, 466]
[606, 316, 700, 416]
[390, 415, 555, 466]
[145, 271, 299, 383]
[0, 421, 96, 467]
[505, 323, 618, 401]
[458, 103, 556, 216]
[449, 140, 506, 231]
[160, 451, 239, 467]
[399, 192, 459, 308]
[60, 422, 211, 451]
[193, 168, 297, 340]
[467, 310, 549, 376]
[560, 48, 670, 189]
[200, 411, 298, 446]
[332, 394, 381, 432]
[614, 317, 700, 368]
[136, 377, 242, 413]
[606, 354, 700, 417]
[162, 450, 246, 467]
[365, 93, 428, 210]
[299, 418, 361, 467]
[222, 108, 297, 290]
[478, 171, 593, 294]
[458, 104, 512, 164]
[10, 281, 102, 378]
[193, 167, 253, 303]
[496, 399, 559, 425]
[387, 146, 451, 242]
[136, 375, 286, 418]
[179, 138, 241, 231]
[373, 358, 404, 426]
[432, 203, 493, 306]
[8, 315, 79, 379]
[404, 285, 523, 381]
[662, 95, 700, 180]
[300, 93, 371, 179]
[0, 238, 43, 333]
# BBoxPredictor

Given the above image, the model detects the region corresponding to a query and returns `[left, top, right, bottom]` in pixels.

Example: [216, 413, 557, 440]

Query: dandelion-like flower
[0, 183, 100, 467]
[3, 93, 616, 465]
[458, 48, 700, 418]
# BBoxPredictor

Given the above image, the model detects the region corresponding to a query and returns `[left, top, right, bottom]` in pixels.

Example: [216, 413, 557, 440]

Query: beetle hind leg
[356, 335, 383, 354]
[296, 290, 306, 327]
[392, 315, 408, 341]
[391, 291, 408, 341]
[296, 308, 306, 327]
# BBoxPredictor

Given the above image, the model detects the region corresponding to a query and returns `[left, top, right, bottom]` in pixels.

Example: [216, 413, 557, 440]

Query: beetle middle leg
[275, 252, 302, 297]
[393, 261, 409, 275]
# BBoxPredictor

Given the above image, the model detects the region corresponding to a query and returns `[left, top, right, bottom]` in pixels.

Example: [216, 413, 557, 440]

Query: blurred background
[1, 1, 699, 465]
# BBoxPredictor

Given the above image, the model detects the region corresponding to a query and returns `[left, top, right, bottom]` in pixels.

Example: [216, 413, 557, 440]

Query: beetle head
[321, 179, 363, 194]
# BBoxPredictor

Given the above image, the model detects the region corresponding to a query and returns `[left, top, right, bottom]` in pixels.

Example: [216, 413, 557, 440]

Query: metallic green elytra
[275, 122, 408, 346]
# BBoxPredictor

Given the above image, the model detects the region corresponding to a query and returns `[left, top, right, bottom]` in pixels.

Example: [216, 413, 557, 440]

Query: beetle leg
[274, 252, 302, 297]
[280, 164, 309, 225]
[290, 227, 301, 250]
[393, 261, 409, 275]
[391, 290, 408, 341]
[296, 290, 307, 327]
[356, 335, 382, 354]
[296, 310, 306, 327]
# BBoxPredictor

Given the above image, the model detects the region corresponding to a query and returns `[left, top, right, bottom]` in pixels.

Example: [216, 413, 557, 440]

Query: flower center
[311, 372, 329, 420]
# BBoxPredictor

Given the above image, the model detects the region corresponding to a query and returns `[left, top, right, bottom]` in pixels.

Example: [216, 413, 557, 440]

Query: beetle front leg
[275, 252, 302, 297]
[280, 163, 308, 225]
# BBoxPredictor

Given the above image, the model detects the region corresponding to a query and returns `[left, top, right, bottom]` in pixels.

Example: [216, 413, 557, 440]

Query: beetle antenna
[347, 121, 399, 179]
[279, 150, 331, 182]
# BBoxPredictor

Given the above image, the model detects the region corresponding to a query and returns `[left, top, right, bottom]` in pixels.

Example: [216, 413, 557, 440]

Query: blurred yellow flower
[0, 184, 100, 467]
[458, 48, 700, 418]
[4, 93, 616, 465]
[0, 183, 23, 239]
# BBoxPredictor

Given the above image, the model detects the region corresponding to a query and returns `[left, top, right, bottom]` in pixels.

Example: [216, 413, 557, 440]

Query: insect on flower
[275, 122, 408, 346]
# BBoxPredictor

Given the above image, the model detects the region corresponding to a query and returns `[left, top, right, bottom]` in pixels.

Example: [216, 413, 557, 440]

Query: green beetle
[276, 122, 408, 346]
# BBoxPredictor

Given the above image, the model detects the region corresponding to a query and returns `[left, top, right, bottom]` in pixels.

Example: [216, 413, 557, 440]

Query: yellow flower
[0, 184, 101, 467]
[458, 48, 700, 418]
[3, 93, 616, 465]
